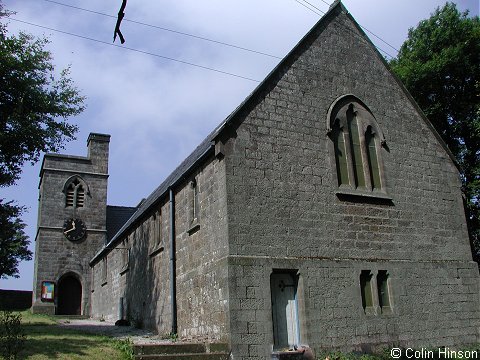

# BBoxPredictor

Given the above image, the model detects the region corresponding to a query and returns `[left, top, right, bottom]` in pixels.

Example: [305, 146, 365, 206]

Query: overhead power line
[9, 16, 401, 94]
[295, 0, 399, 55]
[293, 0, 323, 16]
[45, 0, 398, 60]
[11, 3, 403, 89]
[317, 0, 331, 6]
[10, 18, 262, 83]
[44, 0, 282, 60]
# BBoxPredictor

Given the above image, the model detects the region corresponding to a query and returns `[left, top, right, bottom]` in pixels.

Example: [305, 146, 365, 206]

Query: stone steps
[133, 343, 230, 360]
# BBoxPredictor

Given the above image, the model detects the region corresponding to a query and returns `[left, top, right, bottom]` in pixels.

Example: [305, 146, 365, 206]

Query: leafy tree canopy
[0, 201, 29, 279]
[0, 5, 85, 187]
[390, 2, 480, 255]
[0, 2, 85, 278]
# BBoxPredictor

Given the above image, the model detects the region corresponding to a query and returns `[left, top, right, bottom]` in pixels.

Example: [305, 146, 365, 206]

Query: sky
[1, 0, 478, 291]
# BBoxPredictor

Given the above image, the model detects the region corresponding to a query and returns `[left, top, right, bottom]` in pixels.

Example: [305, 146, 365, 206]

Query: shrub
[0, 311, 26, 360]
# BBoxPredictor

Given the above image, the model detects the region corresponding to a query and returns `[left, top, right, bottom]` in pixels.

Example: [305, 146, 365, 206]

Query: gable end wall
[222, 7, 479, 358]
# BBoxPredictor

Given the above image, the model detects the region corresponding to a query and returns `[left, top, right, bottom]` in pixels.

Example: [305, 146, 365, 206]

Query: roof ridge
[107, 205, 137, 209]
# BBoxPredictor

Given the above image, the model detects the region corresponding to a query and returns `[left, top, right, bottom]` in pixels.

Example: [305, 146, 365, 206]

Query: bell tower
[32, 133, 110, 315]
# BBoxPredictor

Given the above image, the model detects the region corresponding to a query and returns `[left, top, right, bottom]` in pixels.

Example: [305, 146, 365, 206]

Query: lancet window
[328, 96, 386, 193]
[64, 177, 87, 208]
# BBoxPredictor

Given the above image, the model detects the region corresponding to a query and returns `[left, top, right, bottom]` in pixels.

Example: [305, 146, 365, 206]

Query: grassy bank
[2, 311, 132, 360]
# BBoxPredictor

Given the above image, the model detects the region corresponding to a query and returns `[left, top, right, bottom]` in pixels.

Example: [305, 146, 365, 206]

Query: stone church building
[32, 1, 480, 358]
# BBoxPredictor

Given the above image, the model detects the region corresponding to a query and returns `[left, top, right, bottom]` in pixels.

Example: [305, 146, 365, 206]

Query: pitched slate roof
[90, 0, 458, 264]
[90, 132, 215, 264]
[106, 205, 137, 242]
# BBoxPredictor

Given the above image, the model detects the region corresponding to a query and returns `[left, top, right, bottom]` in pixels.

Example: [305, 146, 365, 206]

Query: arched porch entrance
[57, 274, 82, 315]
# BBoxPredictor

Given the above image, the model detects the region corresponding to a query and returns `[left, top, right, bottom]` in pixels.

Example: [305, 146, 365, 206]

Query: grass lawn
[8, 311, 132, 360]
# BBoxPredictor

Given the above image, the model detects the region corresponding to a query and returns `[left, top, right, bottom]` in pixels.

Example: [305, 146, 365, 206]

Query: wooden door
[271, 273, 300, 350]
[57, 275, 82, 315]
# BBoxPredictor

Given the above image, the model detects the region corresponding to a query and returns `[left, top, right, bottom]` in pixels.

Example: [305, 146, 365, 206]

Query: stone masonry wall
[123, 204, 171, 332]
[222, 6, 480, 358]
[227, 257, 479, 357]
[91, 201, 171, 332]
[91, 154, 230, 341]
[33, 134, 109, 315]
[174, 155, 230, 341]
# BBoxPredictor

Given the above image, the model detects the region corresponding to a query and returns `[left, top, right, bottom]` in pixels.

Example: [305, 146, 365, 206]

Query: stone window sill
[149, 245, 165, 257]
[363, 305, 394, 317]
[336, 188, 393, 203]
[380, 306, 393, 315]
[187, 221, 200, 235]
[363, 306, 376, 316]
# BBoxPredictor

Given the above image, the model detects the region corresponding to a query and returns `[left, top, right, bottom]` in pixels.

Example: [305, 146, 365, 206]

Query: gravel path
[57, 318, 172, 345]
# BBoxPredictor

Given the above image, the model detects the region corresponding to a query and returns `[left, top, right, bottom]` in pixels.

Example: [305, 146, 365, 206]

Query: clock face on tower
[62, 218, 87, 242]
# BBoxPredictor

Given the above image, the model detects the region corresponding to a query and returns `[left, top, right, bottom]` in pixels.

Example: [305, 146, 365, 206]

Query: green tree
[390, 2, 480, 259]
[0, 201, 29, 279]
[0, 2, 85, 278]
[0, 311, 25, 360]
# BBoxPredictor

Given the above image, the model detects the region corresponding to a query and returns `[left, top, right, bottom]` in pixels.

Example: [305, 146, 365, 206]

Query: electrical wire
[317, 0, 331, 6]
[44, 0, 282, 60]
[293, 0, 323, 17]
[9, 18, 262, 83]
[45, 0, 398, 60]
[296, 0, 399, 54]
[9, 17, 401, 94]
[295, 0, 395, 58]
[10, 0, 404, 89]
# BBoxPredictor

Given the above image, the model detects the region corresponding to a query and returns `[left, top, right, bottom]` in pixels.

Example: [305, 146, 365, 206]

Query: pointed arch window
[328, 95, 388, 196]
[332, 119, 349, 186]
[64, 177, 87, 208]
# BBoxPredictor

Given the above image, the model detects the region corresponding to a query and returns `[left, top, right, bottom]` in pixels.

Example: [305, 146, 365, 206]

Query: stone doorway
[271, 272, 300, 350]
[57, 274, 82, 315]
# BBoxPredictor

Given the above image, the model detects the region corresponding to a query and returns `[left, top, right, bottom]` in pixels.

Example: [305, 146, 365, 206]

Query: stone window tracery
[64, 177, 87, 208]
[328, 95, 387, 196]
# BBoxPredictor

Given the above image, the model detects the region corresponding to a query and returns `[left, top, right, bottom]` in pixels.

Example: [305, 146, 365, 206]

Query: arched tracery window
[328, 95, 386, 193]
[64, 177, 87, 208]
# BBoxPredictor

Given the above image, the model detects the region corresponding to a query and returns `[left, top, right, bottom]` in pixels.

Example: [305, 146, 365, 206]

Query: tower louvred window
[66, 184, 75, 207]
[76, 186, 85, 207]
[65, 178, 87, 208]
